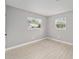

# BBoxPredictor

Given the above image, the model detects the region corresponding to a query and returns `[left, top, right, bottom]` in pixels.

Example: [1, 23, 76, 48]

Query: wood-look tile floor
[6, 39, 73, 59]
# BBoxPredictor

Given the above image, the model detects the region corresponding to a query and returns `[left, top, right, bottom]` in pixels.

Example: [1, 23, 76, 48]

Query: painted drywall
[48, 11, 73, 43]
[6, 5, 46, 48]
[6, 0, 72, 16]
[6, 5, 73, 48]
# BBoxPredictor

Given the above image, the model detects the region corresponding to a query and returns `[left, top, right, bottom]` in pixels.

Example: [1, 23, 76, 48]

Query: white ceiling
[6, 0, 73, 16]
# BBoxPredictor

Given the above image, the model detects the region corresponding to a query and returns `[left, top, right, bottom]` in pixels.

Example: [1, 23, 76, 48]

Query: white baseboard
[6, 37, 46, 51]
[6, 37, 72, 51]
[46, 37, 73, 45]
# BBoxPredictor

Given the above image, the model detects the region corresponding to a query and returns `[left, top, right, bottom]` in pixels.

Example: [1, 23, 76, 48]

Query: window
[55, 17, 66, 30]
[27, 17, 42, 29]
